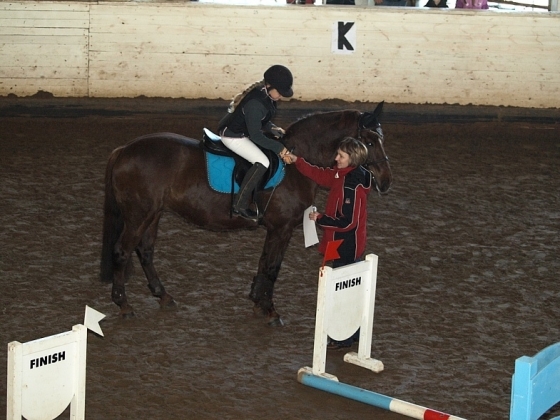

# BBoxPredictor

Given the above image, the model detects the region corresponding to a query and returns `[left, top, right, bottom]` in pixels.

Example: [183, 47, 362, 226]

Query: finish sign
[306, 254, 383, 378]
[7, 306, 105, 420]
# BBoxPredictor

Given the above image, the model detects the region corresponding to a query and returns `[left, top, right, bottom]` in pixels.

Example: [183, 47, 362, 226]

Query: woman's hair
[228, 80, 265, 113]
[338, 137, 369, 167]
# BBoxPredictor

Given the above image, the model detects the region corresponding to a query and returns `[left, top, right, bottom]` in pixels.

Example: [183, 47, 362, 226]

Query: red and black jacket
[295, 157, 372, 264]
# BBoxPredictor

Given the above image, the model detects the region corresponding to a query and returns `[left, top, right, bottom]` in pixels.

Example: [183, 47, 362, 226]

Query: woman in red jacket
[288, 137, 371, 268]
[286, 137, 371, 349]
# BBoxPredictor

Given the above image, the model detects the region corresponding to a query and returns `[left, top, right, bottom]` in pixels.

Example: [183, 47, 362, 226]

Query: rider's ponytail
[228, 80, 265, 113]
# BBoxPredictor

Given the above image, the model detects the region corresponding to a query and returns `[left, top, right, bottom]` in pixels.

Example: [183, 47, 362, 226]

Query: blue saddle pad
[205, 153, 285, 194]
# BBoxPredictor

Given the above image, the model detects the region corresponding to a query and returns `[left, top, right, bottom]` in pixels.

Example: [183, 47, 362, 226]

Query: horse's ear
[359, 101, 384, 129]
[374, 101, 385, 118]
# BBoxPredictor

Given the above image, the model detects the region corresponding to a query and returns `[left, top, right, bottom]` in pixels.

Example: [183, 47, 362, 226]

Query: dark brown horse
[100, 101, 392, 325]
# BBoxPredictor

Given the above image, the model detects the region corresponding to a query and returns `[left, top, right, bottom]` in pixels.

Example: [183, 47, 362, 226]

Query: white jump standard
[297, 253, 466, 420]
[6, 306, 106, 420]
[299, 254, 383, 379]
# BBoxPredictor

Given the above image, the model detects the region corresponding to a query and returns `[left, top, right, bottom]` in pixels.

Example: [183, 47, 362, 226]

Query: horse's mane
[288, 111, 322, 126]
[286, 109, 360, 131]
[283, 110, 362, 167]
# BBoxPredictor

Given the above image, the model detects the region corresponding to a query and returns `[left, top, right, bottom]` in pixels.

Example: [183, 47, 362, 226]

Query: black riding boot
[233, 162, 267, 221]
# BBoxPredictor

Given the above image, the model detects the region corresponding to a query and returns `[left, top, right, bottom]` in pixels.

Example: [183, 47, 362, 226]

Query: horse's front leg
[250, 224, 295, 326]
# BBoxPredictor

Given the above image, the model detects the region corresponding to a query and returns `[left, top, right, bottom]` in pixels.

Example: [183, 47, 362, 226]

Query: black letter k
[338, 22, 354, 51]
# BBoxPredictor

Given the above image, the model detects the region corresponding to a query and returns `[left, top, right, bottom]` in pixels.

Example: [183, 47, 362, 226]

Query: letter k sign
[332, 21, 356, 55]
[338, 22, 354, 50]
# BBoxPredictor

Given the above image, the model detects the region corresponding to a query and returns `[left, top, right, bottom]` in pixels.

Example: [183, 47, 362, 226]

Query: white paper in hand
[303, 205, 319, 248]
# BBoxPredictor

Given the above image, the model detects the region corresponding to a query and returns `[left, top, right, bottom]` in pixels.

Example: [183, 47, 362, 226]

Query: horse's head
[357, 129, 392, 194]
[284, 101, 392, 193]
[358, 101, 385, 141]
[356, 102, 392, 194]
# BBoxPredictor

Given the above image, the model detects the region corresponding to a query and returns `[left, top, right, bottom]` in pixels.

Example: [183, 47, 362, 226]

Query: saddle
[201, 128, 285, 194]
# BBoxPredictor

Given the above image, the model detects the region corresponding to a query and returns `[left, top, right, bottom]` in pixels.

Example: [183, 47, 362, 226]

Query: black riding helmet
[264, 65, 294, 98]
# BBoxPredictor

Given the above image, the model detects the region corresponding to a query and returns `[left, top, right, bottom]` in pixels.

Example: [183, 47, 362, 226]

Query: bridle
[358, 125, 389, 166]
[357, 125, 390, 193]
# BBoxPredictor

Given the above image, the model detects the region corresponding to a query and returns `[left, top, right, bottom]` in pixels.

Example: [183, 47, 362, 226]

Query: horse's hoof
[160, 301, 177, 311]
[119, 306, 135, 318]
[253, 303, 283, 326]
[267, 307, 284, 327]
[267, 315, 284, 327]
[252, 304, 268, 318]
[159, 293, 177, 310]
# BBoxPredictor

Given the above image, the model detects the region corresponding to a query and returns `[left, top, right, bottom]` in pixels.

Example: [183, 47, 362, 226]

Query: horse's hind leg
[111, 233, 137, 317]
[135, 213, 176, 309]
[112, 211, 159, 317]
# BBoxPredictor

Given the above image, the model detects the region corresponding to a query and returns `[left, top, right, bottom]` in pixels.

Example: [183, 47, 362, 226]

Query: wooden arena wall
[0, 1, 559, 108]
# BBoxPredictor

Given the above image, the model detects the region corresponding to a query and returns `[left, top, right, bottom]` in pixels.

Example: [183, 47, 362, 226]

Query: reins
[261, 114, 390, 217]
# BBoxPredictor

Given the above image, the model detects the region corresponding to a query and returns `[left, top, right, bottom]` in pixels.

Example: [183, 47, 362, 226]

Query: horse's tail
[100, 147, 125, 284]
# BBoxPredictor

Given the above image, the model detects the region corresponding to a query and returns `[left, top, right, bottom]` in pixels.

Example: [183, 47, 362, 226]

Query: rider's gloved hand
[270, 126, 285, 139]
[279, 148, 296, 165]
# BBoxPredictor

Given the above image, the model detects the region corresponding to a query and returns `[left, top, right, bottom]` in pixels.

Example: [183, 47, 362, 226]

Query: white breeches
[220, 135, 270, 168]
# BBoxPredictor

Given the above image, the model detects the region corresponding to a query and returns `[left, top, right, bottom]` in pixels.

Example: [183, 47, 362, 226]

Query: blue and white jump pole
[298, 254, 466, 420]
[298, 368, 465, 420]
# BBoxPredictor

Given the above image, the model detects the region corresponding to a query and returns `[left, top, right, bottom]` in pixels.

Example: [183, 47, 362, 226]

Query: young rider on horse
[218, 65, 293, 221]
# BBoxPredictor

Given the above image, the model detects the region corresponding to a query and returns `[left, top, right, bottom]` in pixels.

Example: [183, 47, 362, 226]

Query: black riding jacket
[218, 86, 284, 155]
